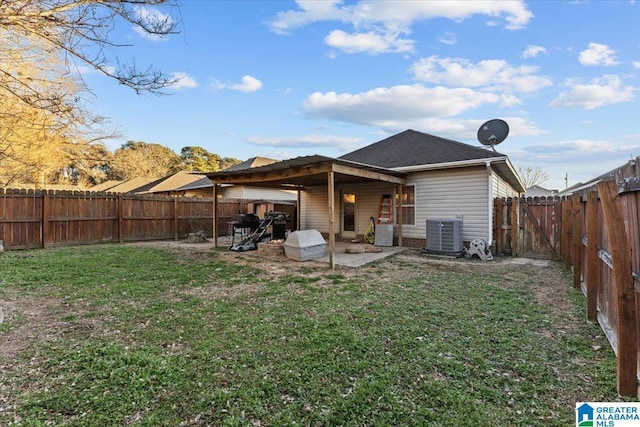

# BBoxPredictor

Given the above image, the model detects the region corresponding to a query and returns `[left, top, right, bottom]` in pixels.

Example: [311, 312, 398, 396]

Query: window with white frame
[395, 185, 415, 225]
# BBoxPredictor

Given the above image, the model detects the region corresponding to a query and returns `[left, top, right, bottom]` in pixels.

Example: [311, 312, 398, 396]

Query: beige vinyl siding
[408, 166, 490, 242]
[300, 182, 395, 235]
[300, 165, 503, 243]
[219, 185, 244, 199]
[492, 171, 520, 198]
[240, 186, 297, 201]
[300, 186, 330, 232]
[344, 182, 396, 235]
[219, 185, 296, 201]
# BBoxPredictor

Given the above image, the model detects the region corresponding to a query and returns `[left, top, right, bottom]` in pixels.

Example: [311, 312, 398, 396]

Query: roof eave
[392, 157, 506, 172]
[392, 156, 526, 193]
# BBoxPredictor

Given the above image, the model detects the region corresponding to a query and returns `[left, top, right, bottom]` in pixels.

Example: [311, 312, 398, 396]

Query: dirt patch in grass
[127, 241, 577, 321]
[0, 291, 65, 361]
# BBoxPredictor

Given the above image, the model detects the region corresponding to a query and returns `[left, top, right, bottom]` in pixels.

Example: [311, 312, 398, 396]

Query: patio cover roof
[205, 155, 407, 188]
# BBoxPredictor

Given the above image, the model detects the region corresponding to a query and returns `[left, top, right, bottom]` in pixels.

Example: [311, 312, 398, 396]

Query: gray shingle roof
[223, 156, 278, 172]
[133, 171, 205, 194]
[339, 129, 504, 168]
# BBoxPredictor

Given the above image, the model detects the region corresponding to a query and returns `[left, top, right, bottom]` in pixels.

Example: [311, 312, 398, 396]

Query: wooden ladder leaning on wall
[377, 194, 392, 224]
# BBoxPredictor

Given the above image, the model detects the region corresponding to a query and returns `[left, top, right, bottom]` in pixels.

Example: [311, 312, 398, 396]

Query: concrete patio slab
[318, 241, 409, 268]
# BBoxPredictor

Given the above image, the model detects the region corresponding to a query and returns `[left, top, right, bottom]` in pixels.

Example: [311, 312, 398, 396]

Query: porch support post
[213, 183, 219, 247]
[397, 185, 403, 247]
[297, 187, 301, 231]
[327, 171, 335, 269]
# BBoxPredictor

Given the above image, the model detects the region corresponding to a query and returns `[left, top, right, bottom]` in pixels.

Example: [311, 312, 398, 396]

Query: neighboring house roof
[89, 180, 123, 192]
[105, 177, 158, 193]
[223, 156, 279, 172]
[175, 176, 215, 192]
[524, 185, 558, 197]
[339, 129, 503, 169]
[133, 171, 205, 194]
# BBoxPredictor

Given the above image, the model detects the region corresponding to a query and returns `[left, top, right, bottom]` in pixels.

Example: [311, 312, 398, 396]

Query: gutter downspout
[486, 161, 493, 246]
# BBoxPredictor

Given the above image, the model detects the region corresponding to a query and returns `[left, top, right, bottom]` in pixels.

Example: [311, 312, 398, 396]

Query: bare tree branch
[0, 0, 180, 108]
[518, 166, 550, 189]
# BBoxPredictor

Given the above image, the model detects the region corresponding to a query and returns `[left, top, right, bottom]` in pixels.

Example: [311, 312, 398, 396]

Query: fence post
[42, 191, 50, 248]
[597, 180, 638, 396]
[212, 184, 218, 247]
[493, 198, 502, 255]
[510, 197, 519, 256]
[561, 200, 572, 268]
[585, 191, 599, 320]
[174, 198, 179, 241]
[118, 194, 124, 243]
[572, 196, 583, 289]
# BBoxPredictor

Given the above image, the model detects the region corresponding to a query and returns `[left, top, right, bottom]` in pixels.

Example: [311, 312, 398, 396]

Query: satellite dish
[477, 119, 509, 152]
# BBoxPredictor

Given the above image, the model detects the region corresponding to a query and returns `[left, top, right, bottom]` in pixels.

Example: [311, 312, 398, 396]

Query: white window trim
[397, 185, 416, 227]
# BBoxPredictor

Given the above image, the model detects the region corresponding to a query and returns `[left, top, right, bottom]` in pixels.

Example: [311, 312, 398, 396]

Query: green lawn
[0, 244, 631, 426]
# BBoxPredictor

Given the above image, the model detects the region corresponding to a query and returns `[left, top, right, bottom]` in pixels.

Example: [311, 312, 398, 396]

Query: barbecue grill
[230, 213, 260, 230]
[229, 211, 290, 252]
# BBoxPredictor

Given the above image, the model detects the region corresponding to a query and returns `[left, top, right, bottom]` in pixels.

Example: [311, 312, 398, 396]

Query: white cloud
[268, 0, 532, 54]
[579, 43, 619, 66]
[550, 75, 635, 109]
[246, 134, 365, 151]
[633, 61, 640, 69]
[230, 75, 263, 93]
[325, 30, 414, 54]
[209, 79, 227, 91]
[268, 0, 348, 35]
[170, 72, 198, 90]
[133, 6, 175, 41]
[410, 56, 552, 93]
[438, 32, 457, 46]
[522, 44, 547, 58]
[209, 75, 263, 93]
[303, 84, 502, 126]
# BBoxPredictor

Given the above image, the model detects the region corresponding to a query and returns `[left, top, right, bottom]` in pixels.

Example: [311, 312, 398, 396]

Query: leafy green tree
[180, 146, 222, 172]
[108, 141, 180, 180]
[56, 143, 113, 187]
[180, 146, 241, 172]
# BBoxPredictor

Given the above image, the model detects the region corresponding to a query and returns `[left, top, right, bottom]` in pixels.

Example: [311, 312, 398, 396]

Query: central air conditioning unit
[422, 218, 464, 256]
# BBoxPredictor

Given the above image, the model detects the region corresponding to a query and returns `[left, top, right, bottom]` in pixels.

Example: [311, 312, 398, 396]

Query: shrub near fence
[0, 189, 229, 250]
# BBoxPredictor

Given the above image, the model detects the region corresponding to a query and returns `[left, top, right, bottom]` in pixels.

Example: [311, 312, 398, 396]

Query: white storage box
[284, 230, 327, 261]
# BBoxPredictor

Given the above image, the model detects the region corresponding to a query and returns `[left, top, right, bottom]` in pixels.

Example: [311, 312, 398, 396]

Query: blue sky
[81, 0, 640, 191]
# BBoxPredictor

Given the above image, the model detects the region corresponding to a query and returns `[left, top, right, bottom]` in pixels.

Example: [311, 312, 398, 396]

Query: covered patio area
[207, 155, 407, 268]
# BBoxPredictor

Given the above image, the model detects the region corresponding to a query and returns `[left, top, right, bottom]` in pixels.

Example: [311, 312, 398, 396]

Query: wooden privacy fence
[493, 196, 562, 259]
[564, 180, 640, 397]
[0, 189, 247, 250]
[495, 173, 640, 396]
